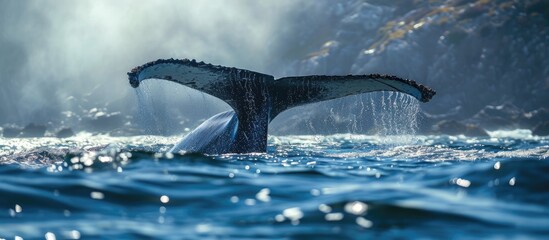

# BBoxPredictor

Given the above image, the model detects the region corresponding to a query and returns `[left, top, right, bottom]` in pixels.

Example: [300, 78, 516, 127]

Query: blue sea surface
[1, 131, 548, 239]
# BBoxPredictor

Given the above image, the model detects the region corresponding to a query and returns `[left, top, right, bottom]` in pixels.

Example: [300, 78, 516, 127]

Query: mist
[0, 0, 323, 126]
[2, 0, 547, 137]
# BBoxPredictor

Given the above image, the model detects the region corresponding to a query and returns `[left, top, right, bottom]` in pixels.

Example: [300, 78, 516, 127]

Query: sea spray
[135, 84, 162, 135]
[134, 81, 231, 136]
[136, 80, 421, 143]
[309, 92, 421, 144]
[369, 92, 420, 144]
[135, 82, 182, 135]
[298, 91, 421, 143]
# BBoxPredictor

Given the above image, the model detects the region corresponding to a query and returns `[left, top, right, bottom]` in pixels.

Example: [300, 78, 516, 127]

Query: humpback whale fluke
[128, 58, 436, 154]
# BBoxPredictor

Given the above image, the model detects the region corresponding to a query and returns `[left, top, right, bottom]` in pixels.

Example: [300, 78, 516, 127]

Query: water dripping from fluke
[366, 92, 421, 145]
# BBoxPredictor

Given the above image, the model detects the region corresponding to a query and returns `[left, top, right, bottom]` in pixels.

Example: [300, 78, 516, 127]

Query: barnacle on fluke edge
[128, 58, 435, 102]
[127, 58, 269, 88]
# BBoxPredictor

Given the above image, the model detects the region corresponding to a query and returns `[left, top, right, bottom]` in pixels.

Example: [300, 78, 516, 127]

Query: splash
[135, 83, 165, 135]
[368, 92, 420, 144]
[284, 91, 422, 144]
[134, 81, 231, 136]
[134, 82, 191, 136]
[315, 92, 420, 144]
[369, 92, 420, 136]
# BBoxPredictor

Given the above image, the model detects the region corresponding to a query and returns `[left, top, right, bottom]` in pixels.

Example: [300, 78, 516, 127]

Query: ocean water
[0, 132, 548, 239]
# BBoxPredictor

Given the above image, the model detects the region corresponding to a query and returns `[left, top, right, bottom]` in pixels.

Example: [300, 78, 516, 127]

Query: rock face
[432, 120, 489, 137]
[523, 108, 549, 130]
[533, 122, 549, 136]
[467, 104, 549, 130]
[273, 0, 548, 134]
[467, 104, 523, 130]
[1, 0, 547, 136]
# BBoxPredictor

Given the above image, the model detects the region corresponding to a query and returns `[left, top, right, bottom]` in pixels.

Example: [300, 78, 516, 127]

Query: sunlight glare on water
[0, 133, 548, 239]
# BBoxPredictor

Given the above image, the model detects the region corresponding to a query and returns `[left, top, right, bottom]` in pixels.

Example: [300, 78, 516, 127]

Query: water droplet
[45, 232, 56, 240]
[69, 230, 81, 239]
[344, 201, 368, 215]
[70, 157, 79, 164]
[356, 217, 373, 228]
[160, 195, 170, 203]
[256, 188, 271, 202]
[230, 196, 239, 203]
[98, 156, 112, 163]
[325, 213, 344, 221]
[275, 214, 285, 222]
[509, 177, 516, 186]
[15, 236, 23, 240]
[159, 206, 166, 214]
[454, 178, 471, 188]
[83, 159, 93, 167]
[282, 207, 304, 221]
[244, 199, 256, 206]
[15, 204, 22, 213]
[494, 161, 501, 170]
[318, 204, 332, 213]
[310, 189, 321, 196]
[90, 191, 104, 200]
[196, 224, 211, 233]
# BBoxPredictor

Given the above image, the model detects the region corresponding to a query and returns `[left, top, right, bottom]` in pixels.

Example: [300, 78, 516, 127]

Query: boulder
[433, 120, 489, 137]
[55, 127, 75, 138]
[1, 125, 22, 138]
[19, 123, 47, 138]
[81, 111, 125, 133]
[417, 107, 462, 134]
[468, 105, 549, 130]
[467, 104, 523, 130]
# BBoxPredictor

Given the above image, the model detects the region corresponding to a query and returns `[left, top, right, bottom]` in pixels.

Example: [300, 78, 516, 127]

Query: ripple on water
[0, 134, 548, 239]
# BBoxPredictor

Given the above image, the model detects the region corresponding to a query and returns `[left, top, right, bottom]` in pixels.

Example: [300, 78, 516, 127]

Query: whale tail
[128, 59, 435, 153]
[269, 74, 435, 118]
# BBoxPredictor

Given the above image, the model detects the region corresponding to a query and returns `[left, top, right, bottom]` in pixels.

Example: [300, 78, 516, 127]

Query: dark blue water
[1, 132, 548, 239]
